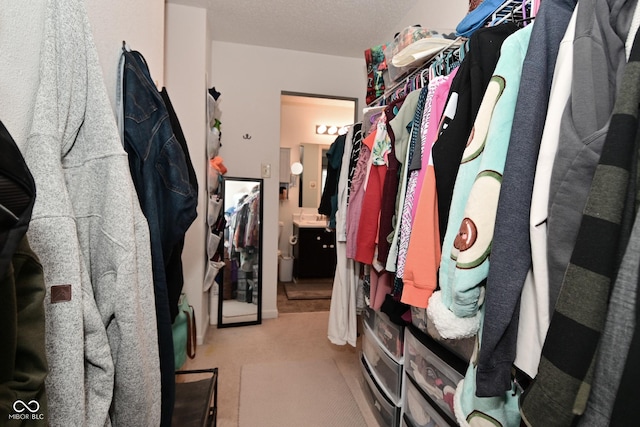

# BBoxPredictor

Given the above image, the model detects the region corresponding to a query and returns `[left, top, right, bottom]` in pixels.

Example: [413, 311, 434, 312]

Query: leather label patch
[51, 285, 72, 303]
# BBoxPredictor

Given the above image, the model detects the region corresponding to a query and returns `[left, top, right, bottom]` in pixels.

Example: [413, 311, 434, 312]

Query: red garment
[354, 163, 387, 265]
[376, 97, 406, 265]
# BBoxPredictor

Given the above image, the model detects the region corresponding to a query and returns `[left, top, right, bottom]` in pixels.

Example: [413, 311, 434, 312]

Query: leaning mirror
[217, 177, 263, 327]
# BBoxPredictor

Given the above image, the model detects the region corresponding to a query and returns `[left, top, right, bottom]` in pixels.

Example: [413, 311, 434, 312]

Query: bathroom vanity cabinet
[292, 224, 336, 279]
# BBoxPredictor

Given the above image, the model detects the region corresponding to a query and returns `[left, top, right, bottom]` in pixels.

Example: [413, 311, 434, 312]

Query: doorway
[278, 92, 357, 313]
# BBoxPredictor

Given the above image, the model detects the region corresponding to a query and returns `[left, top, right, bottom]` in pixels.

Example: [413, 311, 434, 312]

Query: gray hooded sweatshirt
[23, 0, 161, 425]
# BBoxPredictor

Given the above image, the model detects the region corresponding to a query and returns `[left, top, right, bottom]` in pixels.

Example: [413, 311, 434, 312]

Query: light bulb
[316, 125, 327, 134]
[327, 126, 338, 135]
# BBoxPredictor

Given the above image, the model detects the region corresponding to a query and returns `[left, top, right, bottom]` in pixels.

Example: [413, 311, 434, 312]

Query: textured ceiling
[168, 0, 419, 58]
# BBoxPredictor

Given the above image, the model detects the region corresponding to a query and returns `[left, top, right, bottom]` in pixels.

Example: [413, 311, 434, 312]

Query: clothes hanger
[420, 68, 430, 87]
[445, 49, 460, 75]
[509, 0, 534, 27]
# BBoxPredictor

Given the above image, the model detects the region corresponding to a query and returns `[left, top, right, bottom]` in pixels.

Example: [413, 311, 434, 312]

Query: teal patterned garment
[428, 24, 532, 427]
[370, 116, 390, 166]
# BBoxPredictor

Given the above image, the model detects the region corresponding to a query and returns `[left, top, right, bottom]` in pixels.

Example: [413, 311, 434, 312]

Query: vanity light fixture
[316, 124, 351, 136]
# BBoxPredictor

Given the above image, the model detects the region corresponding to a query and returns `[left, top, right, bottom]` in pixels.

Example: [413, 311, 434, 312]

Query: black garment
[432, 23, 519, 243]
[1, 237, 48, 426]
[0, 120, 48, 425]
[0, 120, 35, 279]
[380, 293, 410, 326]
[160, 88, 199, 322]
[318, 134, 346, 228]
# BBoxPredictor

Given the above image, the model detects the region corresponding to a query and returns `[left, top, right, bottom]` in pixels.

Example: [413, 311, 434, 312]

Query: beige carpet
[284, 278, 333, 300]
[239, 359, 367, 427]
[180, 311, 378, 427]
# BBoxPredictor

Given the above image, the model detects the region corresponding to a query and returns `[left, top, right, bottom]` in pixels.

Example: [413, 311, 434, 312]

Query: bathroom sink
[292, 213, 327, 228]
[293, 219, 327, 228]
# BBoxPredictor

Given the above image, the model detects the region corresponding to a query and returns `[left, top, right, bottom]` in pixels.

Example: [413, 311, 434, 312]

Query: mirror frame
[217, 177, 263, 328]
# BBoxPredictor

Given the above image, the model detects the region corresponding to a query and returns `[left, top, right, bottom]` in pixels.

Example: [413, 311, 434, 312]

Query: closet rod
[490, 0, 532, 26]
[367, 36, 464, 107]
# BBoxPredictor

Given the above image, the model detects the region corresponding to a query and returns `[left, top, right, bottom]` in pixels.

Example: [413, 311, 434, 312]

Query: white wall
[86, 0, 165, 114]
[164, 3, 211, 344]
[211, 41, 367, 319]
[392, 0, 469, 38]
[0, 0, 164, 148]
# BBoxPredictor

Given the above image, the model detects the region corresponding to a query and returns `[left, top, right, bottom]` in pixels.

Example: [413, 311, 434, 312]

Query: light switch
[261, 163, 271, 178]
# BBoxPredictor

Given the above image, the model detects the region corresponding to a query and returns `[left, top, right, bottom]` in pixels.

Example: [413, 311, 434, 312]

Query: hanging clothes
[329, 126, 361, 347]
[401, 73, 454, 309]
[0, 121, 48, 425]
[478, 0, 578, 398]
[318, 134, 346, 228]
[23, 0, 162, 425]
[0, 119, 36, 294]
[122, 48, 198, 427]
[380, 89, 422, 274]
[578, 26, 640, 426]
[161, 87, 199, 322]
[376, 95, 410, 267]
[346, 129, 374, 259]
[545, 0, 633, 315]
[354, 114, 391, 266]
[395, 85, 435, 287]
[432, 22, 519, 245]
[336, 125, 361, 242]
[521, 0, 638, 423]
[515, 4, 578, 382]
[427, 22, 522, 342]
[443, 24, 533, 427]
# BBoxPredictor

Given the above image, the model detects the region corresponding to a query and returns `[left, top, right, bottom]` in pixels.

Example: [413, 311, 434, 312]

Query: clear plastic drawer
[363, 324, 403, 404]
[404, 373, 455, 426]
[404, 329, 464, 421]
[360, 355, 400, 427]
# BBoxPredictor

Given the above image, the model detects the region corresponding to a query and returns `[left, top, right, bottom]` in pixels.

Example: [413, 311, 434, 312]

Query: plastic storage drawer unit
[362, 306, 376, 334]
[374, 309, 405, 360]
[404, 374, 454, 427]
[360, 356, 400, 427]
[362, 323, 403, 404]
[404, 329, 463, 421]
